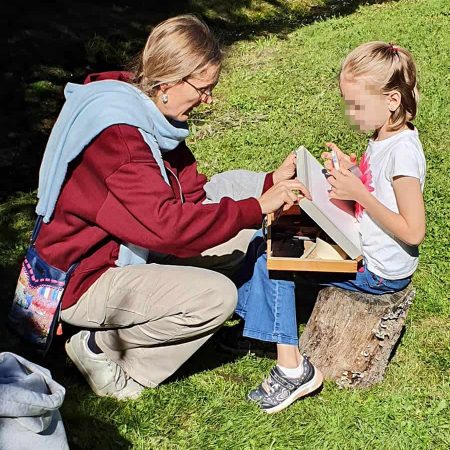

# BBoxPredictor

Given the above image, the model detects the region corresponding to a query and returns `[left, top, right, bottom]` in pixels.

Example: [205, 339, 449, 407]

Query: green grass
[1, 0, 449, 449]
[192, 0, 318, 25]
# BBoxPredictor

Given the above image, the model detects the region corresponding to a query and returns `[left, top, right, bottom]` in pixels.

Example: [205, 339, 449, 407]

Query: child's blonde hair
[340, 41, 419, 131]
[131, 15, 223, 97]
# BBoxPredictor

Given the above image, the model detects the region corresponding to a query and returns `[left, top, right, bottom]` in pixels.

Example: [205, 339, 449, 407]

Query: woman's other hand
[321, 142, 357, 171]
[258, 179, 311, 215]
[273, 152, 296, 184]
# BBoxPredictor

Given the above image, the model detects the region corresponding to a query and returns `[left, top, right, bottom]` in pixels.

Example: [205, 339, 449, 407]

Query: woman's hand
[258, 179, 311, 215]
[321, 142, 357, 171]
[327, 167, 365, 201]
[273, 152, 296, 184]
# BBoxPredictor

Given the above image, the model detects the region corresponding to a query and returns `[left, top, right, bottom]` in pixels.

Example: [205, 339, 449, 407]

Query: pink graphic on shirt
[355, 152, 374, 218]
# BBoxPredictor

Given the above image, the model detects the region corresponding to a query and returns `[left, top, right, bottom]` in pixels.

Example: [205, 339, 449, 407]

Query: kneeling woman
[33, 14, 307, 399]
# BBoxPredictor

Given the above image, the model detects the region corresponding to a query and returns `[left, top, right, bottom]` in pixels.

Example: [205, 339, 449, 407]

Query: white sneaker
[65, 330, 144, 400]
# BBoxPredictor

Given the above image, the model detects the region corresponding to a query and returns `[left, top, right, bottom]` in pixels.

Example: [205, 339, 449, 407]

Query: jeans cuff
[235, 308, 246, 320]
[243, 327, 298, 346]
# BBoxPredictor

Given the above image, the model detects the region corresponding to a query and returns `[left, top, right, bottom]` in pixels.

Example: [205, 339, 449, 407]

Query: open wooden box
[266, 205, 363, 273]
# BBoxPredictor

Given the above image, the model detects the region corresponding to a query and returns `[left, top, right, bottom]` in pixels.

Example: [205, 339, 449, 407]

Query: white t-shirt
[357, 127, 426, 279]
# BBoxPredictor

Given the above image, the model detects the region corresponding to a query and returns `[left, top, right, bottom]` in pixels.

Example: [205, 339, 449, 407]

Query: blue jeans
[235, 231, 411, 346]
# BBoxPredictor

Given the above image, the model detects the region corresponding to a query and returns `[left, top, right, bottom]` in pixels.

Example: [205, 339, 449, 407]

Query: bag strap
[30, 215, 44, 245]
[66, 261, 79, 276]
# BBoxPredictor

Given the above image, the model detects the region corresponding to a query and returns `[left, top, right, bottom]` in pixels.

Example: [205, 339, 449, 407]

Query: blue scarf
[36, 80, 189, 266]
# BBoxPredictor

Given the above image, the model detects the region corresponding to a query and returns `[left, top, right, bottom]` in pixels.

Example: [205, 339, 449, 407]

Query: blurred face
[155, 64, 220, 122]
[339, 74, 391, 132]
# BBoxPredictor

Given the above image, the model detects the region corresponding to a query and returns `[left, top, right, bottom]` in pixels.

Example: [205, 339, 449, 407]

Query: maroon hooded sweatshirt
[35, 71, 272, 309]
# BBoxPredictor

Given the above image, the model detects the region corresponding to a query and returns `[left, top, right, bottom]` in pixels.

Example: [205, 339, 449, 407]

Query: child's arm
[328, 169, 426, 246]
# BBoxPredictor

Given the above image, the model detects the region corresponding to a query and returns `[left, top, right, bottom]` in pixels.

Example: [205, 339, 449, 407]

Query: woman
[34, 14, 307, 399]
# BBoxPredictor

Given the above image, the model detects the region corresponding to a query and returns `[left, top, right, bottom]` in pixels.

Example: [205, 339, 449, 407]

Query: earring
[161, 93, 169, 104]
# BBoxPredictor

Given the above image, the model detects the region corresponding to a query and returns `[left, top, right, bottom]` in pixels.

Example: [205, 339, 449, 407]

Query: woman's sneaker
[65, 330, 144, 400]
[248, 355, 323, 413]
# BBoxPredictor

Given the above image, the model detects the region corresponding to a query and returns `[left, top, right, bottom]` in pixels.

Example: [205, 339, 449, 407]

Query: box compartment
[266, 206, 362, 273]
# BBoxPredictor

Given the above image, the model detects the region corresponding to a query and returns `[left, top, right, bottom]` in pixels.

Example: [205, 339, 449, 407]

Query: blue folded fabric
[0, 352, 69, 450]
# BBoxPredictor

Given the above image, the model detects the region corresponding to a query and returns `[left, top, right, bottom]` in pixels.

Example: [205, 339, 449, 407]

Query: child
[234, 41, 426, 414]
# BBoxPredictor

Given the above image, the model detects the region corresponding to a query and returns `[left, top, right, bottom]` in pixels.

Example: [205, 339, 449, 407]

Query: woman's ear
[158, 83, 169, 93]
[386, 90, 402, 112]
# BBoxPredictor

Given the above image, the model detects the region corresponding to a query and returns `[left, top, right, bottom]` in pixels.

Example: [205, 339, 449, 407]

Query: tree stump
[298, 285, 415, 388]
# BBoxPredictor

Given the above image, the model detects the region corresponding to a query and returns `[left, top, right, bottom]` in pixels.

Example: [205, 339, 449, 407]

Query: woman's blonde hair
[131, 14, 223, 97]
[340, 41, 419, 131]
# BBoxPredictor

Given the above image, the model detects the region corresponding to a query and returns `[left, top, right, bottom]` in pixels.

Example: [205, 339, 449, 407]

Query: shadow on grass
[0, 195, 36, 354]
[63, 415, 133, 450]
[3, 0, 395, 202]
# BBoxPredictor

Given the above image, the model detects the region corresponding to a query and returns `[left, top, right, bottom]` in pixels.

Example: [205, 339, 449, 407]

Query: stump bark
[298, 285, 415, 388]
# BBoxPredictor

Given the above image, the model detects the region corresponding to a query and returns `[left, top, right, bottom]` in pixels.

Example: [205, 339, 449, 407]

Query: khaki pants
[61, 229, 256, 387]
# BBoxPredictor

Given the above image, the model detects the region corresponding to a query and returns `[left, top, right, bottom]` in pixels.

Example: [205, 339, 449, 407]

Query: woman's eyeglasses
[183, 79, 213, 102]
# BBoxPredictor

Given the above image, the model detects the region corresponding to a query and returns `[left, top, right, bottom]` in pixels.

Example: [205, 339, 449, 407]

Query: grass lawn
[1, 0, 449, 449]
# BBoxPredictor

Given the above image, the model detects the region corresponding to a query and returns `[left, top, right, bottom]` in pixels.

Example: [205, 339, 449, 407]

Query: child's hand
[321, 142, 357, 171]
[327, 167, 366, 202]
[273, 151, 296, 184]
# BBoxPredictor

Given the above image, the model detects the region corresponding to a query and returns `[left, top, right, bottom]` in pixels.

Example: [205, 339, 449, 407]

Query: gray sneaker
[65, 330, 144, 400]
[248, 355, 323, 413]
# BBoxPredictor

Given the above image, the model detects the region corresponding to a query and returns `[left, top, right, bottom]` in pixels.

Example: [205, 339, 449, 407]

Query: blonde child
[231, 41, 426, 413]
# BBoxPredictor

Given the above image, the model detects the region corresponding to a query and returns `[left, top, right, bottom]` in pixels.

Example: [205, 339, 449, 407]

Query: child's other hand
[273, 151, 296, 184]
[321, 142, 357, 171]
[327, 167, 365, 201]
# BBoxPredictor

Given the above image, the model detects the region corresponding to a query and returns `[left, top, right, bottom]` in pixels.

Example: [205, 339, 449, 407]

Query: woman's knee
[219, 276, 238, 320]
[198, 271, 237, 327]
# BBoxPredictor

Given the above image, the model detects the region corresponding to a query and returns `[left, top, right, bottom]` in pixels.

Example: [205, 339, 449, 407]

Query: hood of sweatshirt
[83, 70, 133, 84]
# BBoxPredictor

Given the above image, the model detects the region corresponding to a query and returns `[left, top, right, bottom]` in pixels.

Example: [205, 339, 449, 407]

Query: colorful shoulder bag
[8, 216, 78, 355]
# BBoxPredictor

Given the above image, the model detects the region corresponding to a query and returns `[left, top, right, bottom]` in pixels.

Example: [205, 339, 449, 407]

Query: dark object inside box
[270, 211, 337, 258]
